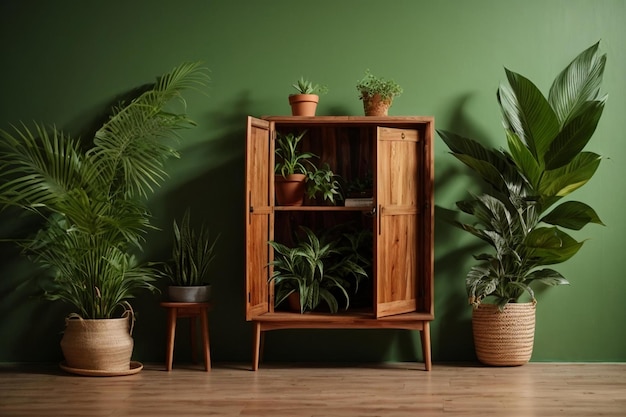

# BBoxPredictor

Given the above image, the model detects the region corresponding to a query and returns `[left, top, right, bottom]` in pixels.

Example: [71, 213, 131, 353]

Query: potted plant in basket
[269, 226, 369, 314]
[0, 62, 209, 375]
[356, 70, 403, 116]
[162, 209, 219, 303]
[288, 77, 328, 116]
[274, 131, 342, 206]
[437, 42, 607, 366]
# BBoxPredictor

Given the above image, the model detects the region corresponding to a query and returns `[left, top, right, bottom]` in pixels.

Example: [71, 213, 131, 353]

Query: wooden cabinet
[245, 116, 434, 370]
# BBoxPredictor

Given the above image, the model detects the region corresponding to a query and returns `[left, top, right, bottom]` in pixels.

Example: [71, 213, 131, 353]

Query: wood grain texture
[1, 363, 624, 416]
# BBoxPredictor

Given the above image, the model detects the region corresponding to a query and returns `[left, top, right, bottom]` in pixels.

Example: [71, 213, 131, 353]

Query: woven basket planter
[472, 302, 536, 366]
[60, 316, 134, 374]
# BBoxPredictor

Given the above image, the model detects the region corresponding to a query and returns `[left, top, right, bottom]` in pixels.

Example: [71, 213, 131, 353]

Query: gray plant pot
[167, 285, 211, 303]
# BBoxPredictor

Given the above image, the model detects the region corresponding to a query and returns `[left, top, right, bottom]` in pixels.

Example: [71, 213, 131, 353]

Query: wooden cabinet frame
[245, 116, 434, 370]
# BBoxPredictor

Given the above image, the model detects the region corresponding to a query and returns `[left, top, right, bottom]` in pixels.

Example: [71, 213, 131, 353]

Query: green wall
[1, 0, 624, 364]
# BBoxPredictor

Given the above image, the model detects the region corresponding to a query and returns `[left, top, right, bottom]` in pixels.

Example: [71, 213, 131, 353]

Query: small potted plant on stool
[163, 209, 219, 302]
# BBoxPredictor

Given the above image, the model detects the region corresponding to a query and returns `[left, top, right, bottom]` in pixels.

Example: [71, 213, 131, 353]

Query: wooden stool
[160, 302, 212, 372]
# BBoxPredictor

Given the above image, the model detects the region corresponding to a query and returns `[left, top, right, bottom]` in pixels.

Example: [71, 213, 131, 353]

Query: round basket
[60, 316, 134, 374]
[472, 302, 536, 366]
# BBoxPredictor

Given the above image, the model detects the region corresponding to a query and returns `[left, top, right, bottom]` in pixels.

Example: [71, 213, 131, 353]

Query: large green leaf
[548, 42, 606, 126]
[544, 99, 605, 170]
[539, 152, 601, 198]
[541, 200, 604, 230]
[498, 70, 560, 163]
[525, 227, 583, 265]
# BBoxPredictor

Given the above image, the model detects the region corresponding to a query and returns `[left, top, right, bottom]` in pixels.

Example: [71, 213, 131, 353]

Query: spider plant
[0, 62, 209, 318]
[269, 226, 368, 314]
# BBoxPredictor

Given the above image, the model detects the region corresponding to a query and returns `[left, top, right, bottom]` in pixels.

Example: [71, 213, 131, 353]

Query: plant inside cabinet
[245, 116, 434, 370]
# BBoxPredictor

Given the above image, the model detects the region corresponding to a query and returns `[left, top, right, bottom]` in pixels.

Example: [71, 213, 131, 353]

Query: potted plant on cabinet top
[288, 77, 328, 116]
[162, 209, 219, 303]
[437, 42, 606, 366]
[269, 226, 369, 314]
[0, 62, 209, 375]
[356, 69, 403, 116]
[274, 131, 342, 206]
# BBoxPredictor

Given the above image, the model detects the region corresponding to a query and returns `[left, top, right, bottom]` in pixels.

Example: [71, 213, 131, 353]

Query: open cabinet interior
[245, 116, 434, 370]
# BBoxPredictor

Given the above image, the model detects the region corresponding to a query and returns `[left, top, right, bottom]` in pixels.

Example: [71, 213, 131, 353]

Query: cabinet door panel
[245, 117, 273, 320]
[375, 127, 420, 318]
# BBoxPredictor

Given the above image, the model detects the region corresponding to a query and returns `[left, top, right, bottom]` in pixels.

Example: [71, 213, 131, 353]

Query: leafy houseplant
[289, 77, 328, 116]
[163, 209, 219, 302]
[274, 131, 342, 205]
[268, 226, 369, 314]
[438, 43, 606, 365]
[0, 62, 208, 372]
[356, 70, 403, 116]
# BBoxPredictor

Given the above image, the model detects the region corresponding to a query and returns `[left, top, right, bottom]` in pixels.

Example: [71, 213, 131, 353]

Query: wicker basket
[60, 316, 133, 373]
[472, 302, 536, 366]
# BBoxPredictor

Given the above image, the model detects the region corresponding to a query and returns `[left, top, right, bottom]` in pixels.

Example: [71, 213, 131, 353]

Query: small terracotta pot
[275, 174, 306, 206]
[289, 94, 319, 116]
[362, 94, 392, 116]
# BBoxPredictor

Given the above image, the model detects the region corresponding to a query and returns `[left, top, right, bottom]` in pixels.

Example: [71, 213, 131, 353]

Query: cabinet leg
[252, 321, 261, 371]
[421, 321, 432, 371]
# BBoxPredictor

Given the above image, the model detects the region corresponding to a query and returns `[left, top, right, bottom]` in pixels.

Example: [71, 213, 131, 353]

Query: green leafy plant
[305, 163, 342, 204]
[274, 131, 342, 204]
[269, 226, 368, 313]
[437, 42, 606, 310]
[163, 209, 219, 286]
[356, 69, 403, 101]
[274, 131, 316, 177]
[291, 76, 328, 95]
[0, 62, 209, 318]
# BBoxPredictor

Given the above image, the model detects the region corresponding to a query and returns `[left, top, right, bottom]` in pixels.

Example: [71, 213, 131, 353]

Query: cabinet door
[375, 127, 421, 318]
[245, 117, 274, 320]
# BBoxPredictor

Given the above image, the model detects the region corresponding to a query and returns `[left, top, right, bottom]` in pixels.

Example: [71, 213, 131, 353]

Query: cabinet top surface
[262, 115, 434, 125]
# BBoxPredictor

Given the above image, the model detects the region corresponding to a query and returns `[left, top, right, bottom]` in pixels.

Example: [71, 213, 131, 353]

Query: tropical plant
[275, 131, 342, 204]
[274, 131, 316, 177]
[0, 62, 209, 319]
[291, 76, 328, 95]
[356, 69, 403, 102]
[305, 163, 342, 204]
[268, 226, 368, 313]
[437, 42, 606, 310]
[163, 209, 219, 286]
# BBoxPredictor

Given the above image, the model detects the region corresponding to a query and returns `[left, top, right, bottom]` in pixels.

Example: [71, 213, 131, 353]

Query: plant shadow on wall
[437, 42, 607, 366]
[131, 92, 254, 363]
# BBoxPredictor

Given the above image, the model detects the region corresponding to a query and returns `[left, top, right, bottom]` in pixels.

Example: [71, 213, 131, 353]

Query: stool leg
[199, 307, 211, 371]
[165, 308, 177, 371]
[190, 316, 197, 364]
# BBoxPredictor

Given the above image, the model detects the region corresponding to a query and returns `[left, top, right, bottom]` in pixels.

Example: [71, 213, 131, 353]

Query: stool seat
[160, 301, 212, 371]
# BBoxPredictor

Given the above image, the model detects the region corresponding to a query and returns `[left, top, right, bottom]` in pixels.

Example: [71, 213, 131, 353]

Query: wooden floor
[1, 362, 625, 416]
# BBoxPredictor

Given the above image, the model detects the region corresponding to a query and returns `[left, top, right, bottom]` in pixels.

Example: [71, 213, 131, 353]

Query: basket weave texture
[472, 302, 536, 366]
[60, 316, 133, 372]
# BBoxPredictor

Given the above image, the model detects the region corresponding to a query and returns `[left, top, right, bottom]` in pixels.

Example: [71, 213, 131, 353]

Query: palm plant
[268, 226, 368, 313]
[0, 62, 209, 318]
[437, 42, 606, 310]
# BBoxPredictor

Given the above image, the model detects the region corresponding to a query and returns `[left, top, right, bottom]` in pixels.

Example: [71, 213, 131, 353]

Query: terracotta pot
[275, 174, 306, 206]
[288, 94, 319, 116]
[472, 302, 536, 366]
[362, 94, 392, 116]
[60, 316, 134, 373]
[167, 285, 211, 302]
